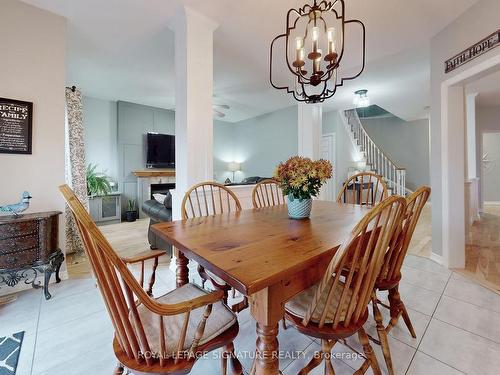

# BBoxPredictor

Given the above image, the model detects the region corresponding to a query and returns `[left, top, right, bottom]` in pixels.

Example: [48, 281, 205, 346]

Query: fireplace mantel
[133, 169, 175, 178]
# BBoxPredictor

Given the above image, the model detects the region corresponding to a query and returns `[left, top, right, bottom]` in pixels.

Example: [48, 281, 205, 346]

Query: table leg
[175, 250, 189, 287]
[255, 323, 279, 374]
[250, 287, 283, 375]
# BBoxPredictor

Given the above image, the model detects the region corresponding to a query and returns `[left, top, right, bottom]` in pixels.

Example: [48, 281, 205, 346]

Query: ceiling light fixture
[270, 0, 366, 104]
[353, 89, 370, 108]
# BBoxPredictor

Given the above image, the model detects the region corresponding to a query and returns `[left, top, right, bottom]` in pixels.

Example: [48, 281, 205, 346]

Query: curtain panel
[65, 87, 88, 254]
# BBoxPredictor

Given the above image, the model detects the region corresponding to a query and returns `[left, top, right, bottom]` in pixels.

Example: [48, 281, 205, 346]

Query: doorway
[320, 133, 336, 201]
[463, 130, 500, 292]
[440, 53, 500, 269]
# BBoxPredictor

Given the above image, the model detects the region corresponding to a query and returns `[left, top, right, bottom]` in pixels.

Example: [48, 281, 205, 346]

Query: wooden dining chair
[252, 179, 285, 208]
[121, 249, 165, 297]
[181, 182, 245, 312]
[60, 184, 242, 375]
[284, 195, 406, 375]
[337, 172, 388, 207]
[370, 186, 431, 375]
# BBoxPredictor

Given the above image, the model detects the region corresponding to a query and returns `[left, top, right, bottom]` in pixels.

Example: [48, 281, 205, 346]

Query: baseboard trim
[430, 252, 444, 266]
[484, 201, 500, 206]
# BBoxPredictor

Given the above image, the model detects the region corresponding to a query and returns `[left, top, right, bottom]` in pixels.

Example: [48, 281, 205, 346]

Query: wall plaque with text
[0, 98, 33, 154]
[445, 29, 500, 73]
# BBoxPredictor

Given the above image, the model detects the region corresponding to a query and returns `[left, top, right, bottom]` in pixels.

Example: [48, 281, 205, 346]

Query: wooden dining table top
[152, 201, 368, 296]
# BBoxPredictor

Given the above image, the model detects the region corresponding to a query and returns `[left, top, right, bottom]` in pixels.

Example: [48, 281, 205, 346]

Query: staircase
[343, 109, 407, 196]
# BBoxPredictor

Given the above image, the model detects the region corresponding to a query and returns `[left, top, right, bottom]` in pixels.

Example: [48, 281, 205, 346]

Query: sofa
[141, 192, 173, 256]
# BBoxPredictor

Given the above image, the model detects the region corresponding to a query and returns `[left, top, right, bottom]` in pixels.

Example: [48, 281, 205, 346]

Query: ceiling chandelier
[353, 89, 370, 108]
[270, 0, 366, 104]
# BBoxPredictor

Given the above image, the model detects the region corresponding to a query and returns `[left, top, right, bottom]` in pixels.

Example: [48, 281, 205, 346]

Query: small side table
[0, 211, 64, 300]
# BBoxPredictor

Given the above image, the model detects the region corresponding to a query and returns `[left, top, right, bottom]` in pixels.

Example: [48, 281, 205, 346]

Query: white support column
[298, 103, 323, 159]
[466, 93, 478, 179]
[170, 7, 218, 220]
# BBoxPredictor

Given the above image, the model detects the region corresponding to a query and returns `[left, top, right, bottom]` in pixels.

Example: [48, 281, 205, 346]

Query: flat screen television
[146, 132, 175, 168]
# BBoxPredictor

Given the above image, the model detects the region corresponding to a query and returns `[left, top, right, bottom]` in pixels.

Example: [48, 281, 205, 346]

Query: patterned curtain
[65, 87, 88, 254]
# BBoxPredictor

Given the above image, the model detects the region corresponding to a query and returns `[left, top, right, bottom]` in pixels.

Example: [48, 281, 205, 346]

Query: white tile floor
[2, 255, 500, 375]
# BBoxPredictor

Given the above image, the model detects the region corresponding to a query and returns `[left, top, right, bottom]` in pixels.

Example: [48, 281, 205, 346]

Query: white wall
[482, 132, 500, 202]
[477, 105, 500, 203]
[213, 120, 236, 182]
[213, 107, 298, 182]
[83, 97, 118, 180]
[430, 0, 500, 257]
[323, 111, 359, 193]
[361, 116, 430, 191]
[0, 1, 66, 246]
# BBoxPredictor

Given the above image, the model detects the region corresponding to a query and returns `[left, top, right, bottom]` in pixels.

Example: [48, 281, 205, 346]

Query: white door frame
[321, 132, 336, 201]
[440, 53, 500, 268]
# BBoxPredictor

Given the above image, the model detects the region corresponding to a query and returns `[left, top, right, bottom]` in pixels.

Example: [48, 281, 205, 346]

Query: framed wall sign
[445, 29, 500, 73]
[0, 97, 33, 154]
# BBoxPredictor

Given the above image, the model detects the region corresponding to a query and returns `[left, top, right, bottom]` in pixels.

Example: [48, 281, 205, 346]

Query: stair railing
[344, 109, 406, 196]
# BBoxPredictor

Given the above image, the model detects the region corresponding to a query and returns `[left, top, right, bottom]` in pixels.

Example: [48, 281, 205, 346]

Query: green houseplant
[86, 164, 112, 197]
[124, 199, 137, 222]
[274, 156, 333, 219]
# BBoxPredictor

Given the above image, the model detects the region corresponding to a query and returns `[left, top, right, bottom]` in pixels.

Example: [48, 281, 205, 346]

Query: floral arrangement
[274, 156, 333, 201]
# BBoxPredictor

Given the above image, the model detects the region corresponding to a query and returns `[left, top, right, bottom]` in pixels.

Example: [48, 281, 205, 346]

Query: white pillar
[466, 93, 478, 179]
[298, 103, 323, 159]
[170, 7, 218, 220]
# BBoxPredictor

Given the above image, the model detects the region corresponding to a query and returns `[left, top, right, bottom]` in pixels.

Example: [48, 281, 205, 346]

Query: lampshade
[228, 162, 241, 172]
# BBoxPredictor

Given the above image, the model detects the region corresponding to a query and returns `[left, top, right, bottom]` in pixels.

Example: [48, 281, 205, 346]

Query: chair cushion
[133, 283, 237, 358]
[285, 279, 354, 324]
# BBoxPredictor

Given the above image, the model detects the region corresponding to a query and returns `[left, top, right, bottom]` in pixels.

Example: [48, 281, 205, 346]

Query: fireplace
[133, 171, 176, 219]
[150, 183, 176, 199]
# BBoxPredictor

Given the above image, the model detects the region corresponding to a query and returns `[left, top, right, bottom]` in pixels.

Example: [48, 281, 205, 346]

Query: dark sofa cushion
[142, 199, 172, 222]
[163, 191, 172, 209]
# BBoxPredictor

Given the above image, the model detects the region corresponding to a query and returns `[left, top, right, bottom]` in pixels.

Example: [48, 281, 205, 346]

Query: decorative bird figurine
[0, 191, 32, 217]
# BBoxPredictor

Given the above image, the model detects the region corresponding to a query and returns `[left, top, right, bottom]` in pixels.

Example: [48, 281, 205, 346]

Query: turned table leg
[250, 284, 285, 375]
[175, 250, 189, 287]
[255, 323, 280, 374]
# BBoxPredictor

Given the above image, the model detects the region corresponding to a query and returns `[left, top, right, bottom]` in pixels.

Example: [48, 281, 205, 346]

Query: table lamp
[228, 162, 241, 182]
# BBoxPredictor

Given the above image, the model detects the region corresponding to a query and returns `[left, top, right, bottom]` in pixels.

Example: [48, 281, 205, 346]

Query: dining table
[152, 200, 368, 374]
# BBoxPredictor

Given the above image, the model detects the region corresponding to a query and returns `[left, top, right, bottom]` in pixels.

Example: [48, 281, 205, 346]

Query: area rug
[0, 331, 24, 375]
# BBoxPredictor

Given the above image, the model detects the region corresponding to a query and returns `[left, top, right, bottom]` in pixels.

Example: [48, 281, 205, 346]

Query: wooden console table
[0, 211, 64, 300]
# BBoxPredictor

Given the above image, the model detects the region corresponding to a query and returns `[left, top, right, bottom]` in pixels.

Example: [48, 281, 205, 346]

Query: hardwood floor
[407, 204, 431, 258]
[67, 218, 171, 278]
[460, 205, 500, 293]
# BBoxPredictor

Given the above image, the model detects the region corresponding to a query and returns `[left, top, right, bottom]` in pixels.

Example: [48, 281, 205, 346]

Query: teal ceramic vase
[287, 194, 312, 219]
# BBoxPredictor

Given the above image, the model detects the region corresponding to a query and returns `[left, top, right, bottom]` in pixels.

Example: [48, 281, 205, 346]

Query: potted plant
[274, 156, 333, 219]
[124, 199, 137, 222]
[86, 163, 112, 197]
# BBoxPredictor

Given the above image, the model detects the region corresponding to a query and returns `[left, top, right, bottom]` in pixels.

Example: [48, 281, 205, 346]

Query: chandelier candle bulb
[295, 37, 304, 63]
[312, 26, 319, 53]
[300, 49, 305, 61]
[314, 49, 322, 73]
[327, 27, 335, 55]
[296, 37, 303, 50]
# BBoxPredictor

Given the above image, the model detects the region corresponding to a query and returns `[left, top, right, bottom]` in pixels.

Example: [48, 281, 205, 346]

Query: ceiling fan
[213, 103, 230, 118]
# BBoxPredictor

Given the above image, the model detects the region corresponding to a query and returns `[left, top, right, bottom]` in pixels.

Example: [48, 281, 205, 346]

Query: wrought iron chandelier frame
[270, 0, 366, 103]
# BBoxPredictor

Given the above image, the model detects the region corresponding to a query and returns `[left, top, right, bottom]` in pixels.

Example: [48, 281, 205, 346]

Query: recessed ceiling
[21, 0, 479, 122]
